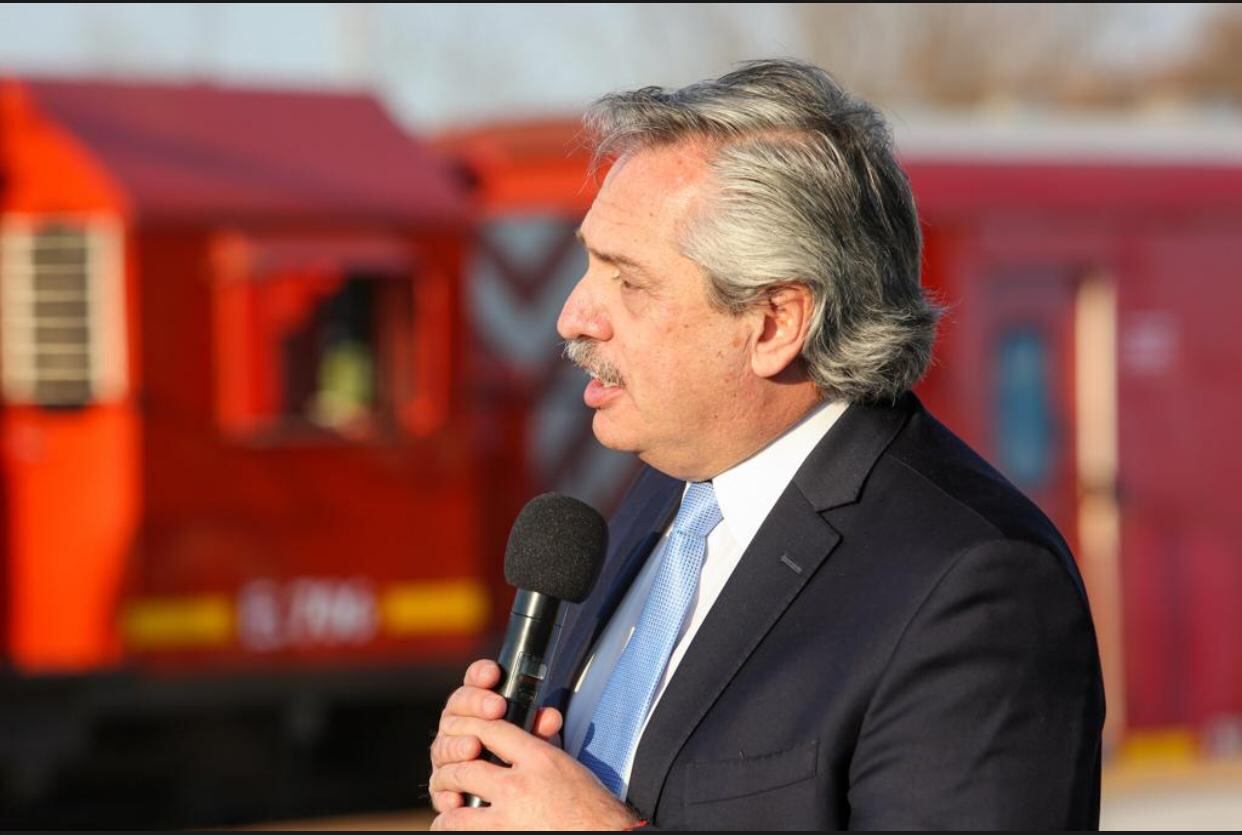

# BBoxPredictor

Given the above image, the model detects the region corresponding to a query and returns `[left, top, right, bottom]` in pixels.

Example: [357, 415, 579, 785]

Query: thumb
[532, 706, 564, 742]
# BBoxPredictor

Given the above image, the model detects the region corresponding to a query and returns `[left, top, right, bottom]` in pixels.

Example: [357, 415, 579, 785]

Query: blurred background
[0, 3, 1240, 829]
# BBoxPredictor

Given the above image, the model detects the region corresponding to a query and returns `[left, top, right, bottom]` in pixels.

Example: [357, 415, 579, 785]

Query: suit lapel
[626, 484, 838, 814]
[626, 394, 917, 816]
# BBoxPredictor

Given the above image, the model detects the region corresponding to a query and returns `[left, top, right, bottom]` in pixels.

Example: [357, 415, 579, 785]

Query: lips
[584, 376, 623, 408]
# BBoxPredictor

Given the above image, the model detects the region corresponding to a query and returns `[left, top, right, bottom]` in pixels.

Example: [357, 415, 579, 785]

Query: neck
[652, 381, 824, 481]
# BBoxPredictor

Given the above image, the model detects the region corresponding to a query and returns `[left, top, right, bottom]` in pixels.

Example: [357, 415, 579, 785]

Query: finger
[532, 706, 564, 741]
[430, 789, 463, 814]
[431, 731, 482, 768]
[441, 715, 548, 767]
[431, 807, 491, 831]
[429, 758, 507, 801]
[463, 659, 501, 689]
[442, 685, 507, 722]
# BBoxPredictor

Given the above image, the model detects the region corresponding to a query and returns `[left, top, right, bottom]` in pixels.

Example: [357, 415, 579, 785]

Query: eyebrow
[575, 228, 653, 277]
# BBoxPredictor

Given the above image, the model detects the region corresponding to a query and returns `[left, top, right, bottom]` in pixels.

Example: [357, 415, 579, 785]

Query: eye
[614, 272, 638, 291]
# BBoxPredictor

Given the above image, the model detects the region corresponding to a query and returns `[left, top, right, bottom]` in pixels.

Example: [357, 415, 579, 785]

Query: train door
[960, 249, 1124, 746]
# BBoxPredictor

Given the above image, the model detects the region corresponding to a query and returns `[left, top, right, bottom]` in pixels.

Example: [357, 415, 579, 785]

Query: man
[429, 59, 1104, 830]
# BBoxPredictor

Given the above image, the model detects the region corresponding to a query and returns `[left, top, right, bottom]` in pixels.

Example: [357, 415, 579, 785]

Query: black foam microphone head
[504, 493, 607, 603]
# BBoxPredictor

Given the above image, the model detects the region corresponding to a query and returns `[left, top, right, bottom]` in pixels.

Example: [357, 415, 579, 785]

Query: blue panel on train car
[995, 327, 1052, 489]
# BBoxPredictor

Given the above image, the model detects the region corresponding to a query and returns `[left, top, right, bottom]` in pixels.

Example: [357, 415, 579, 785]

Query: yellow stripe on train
[122, 595, 233, 648]
[380, 580, 490, 636]
[121, 579, 490, 650]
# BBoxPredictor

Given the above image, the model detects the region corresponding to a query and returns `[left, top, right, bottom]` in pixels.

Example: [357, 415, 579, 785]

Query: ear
[750, 284, 813, 380]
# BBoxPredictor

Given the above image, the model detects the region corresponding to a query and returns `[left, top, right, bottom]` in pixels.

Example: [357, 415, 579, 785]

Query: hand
[429, 713, 639, 830]
[429, 660, 568, 814]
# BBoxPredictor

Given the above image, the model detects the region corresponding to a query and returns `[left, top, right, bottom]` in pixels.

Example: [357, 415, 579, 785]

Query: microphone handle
[463, 590, 564, 808]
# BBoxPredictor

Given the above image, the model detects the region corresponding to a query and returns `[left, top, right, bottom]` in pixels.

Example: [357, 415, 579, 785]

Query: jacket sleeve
[847, 538, 1106, 830]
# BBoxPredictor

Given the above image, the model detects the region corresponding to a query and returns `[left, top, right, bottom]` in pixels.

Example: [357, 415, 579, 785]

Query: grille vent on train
[0, 218, 126, 407]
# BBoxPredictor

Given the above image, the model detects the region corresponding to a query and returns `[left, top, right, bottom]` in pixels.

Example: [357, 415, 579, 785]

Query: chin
[590, 410, 640, 454]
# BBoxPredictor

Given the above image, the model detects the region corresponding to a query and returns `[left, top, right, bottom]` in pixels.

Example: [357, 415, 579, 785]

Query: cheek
[629, 314, 749, 400]
[678, 335, 746, 393]
[704, 321, 753, 377]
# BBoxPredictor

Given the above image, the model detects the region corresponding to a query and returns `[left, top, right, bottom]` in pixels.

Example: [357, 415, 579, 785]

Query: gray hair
[584, 59, 942, 403]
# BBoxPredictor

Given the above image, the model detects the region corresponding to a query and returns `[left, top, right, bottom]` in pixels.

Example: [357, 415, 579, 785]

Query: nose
[557, 272, 613, 343]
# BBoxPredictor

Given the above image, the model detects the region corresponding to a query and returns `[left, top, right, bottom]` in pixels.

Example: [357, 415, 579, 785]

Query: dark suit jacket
[544, 393, 1105, 830]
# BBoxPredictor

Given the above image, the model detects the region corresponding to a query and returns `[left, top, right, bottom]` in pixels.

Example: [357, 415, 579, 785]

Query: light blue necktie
[579, 480, 722, 797]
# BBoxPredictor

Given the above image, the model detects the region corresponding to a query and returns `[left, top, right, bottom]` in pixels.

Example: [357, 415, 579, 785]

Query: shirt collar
[709, 398, 850, 548]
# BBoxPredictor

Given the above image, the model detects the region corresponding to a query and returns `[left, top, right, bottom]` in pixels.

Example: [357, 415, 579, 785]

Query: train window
[0, 217, 127, 408]
[281, 277, 378, 435]
[994, 327, 1052, 488]
[216, 269, 417, 442]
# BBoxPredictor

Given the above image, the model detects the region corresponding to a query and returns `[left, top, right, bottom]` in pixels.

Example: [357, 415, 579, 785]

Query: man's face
[557, 145, 761, 480]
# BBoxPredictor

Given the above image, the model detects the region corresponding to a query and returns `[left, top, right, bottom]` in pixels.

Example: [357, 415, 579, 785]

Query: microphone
[464, 493, 607, 808]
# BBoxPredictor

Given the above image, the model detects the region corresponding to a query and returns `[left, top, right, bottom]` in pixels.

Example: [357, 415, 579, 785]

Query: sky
[0, 4, 1220, 132]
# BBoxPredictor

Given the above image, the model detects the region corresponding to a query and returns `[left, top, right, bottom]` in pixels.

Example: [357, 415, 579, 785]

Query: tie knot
[672, 481, 722, 539]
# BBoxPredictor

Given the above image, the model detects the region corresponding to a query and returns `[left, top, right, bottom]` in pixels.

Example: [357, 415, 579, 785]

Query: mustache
[562, 338, 625, 387]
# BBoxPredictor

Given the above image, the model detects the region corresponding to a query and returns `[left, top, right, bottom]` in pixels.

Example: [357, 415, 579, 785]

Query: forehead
[579, 144, 713, 254]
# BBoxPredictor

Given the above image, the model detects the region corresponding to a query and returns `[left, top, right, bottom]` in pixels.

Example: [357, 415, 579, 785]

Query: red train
[0, 77, 520, 825]
[2, 78, 1240, 823]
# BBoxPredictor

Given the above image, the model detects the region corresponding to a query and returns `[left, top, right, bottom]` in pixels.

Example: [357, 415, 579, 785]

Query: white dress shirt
[564, 398, 849, 796]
